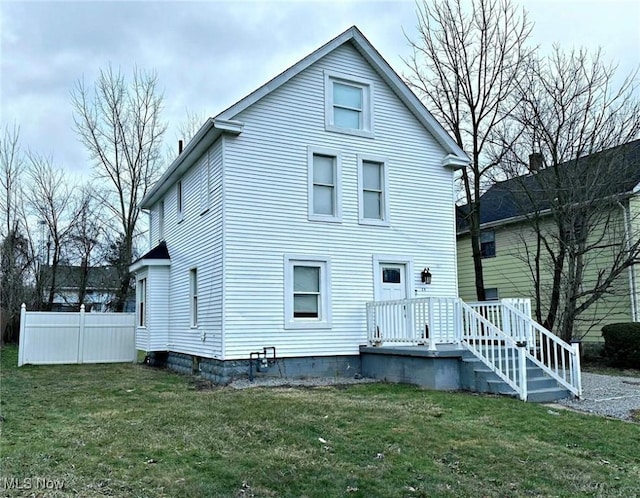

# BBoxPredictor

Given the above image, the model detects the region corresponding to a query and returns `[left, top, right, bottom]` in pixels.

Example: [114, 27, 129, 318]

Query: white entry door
[375, 263, 411, 342]
[379, 264, 407, 301]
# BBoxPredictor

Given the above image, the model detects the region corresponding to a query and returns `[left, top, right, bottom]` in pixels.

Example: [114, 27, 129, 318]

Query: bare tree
[67, 184, 106, 309]
[498, 47, 640, 341]
[72, 65, 166, 311]
[404, 0, 534, 300]
[24, 152, 77, 310]
[0, 124, 33, 342]
[0, 123, 24, 239]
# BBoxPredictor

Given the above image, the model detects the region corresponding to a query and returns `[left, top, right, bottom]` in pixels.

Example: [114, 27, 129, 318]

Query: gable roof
[457, 139, 640, 232]
[140, 26, 469, 209]
[40, 265, 120, 291]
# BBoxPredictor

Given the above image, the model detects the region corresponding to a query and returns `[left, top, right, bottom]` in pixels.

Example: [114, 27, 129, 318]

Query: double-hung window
[324, 71, 373, 137]
[190, 268, 198, 327]
[177, 180, 184, 222]
[358, 155, 389, 225]
[480, 230, 496, 258]
[138, 277, 146, 327]
[284, 255, 332, 329]
[307, 147, 341, 222]
[158, 200, 165, 241]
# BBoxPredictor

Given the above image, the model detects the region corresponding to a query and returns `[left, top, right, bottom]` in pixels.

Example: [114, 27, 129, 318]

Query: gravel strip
[228, 376, 380, 390]
[555, 372, 640, 421]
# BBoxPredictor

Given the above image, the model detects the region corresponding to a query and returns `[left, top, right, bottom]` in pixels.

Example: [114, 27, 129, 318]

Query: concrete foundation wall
[148, 351, 362, 385]
[360, 346, 463, 390]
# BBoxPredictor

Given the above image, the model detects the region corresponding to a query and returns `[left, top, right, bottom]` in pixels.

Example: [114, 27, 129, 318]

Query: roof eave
[129, 258, 172, 273]
[140, 118, 244, 209]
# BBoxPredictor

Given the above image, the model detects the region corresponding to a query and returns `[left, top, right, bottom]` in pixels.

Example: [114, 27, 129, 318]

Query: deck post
[517, 342, 528, 401]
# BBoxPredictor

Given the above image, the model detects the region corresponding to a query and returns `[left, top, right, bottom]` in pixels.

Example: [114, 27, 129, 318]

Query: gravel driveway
[556, 372, 640, 421]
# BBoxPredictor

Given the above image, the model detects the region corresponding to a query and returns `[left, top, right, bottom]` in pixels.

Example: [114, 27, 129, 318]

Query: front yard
[1, 346, 639, 497]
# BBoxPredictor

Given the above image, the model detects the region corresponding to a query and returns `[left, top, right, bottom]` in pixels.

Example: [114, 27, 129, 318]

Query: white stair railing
[459, 301, 528, 400]
[500, 301, 582, 397]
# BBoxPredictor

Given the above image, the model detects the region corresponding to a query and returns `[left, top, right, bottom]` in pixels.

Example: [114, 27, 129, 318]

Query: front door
[379, 264, 407, 301]
[375, 263, 411, 342]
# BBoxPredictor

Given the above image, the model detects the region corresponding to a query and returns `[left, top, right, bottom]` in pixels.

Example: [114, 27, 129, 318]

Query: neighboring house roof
[40, 265, 120, 291]
[140, 26, 469, 209]
[457, 139, 640, 233]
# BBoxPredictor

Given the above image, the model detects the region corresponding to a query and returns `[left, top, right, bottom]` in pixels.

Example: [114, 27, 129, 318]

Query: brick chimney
[529, 152, 544, 172]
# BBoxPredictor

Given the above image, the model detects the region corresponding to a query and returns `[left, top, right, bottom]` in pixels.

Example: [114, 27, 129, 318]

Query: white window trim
[158, 199, 165, 241]
[324, 70, 374, 138]
[357, 154, 390, 226]
[177, 180, 184, 223]
[137, 277, 147, 328]
[190, 268, 198, 328]
[307, 146, 342, 223]
[199, 151, 211, 215]
[284, 254, 332, 330]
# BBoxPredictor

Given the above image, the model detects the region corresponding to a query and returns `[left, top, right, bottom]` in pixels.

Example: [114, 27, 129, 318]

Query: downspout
[618, 199, 638, 321]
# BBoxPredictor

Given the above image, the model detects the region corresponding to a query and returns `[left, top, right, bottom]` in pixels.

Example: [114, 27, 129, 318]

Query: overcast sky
[2, 0, 639, 178]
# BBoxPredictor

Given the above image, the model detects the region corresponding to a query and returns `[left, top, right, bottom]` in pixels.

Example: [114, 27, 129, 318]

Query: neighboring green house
[457, 140, 640, 344]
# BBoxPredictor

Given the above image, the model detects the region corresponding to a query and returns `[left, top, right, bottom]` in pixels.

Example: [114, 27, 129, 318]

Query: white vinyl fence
[18, 304, 136, 366]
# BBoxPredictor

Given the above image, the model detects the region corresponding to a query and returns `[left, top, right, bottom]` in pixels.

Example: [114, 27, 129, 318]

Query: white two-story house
[130, 26, 469, 383]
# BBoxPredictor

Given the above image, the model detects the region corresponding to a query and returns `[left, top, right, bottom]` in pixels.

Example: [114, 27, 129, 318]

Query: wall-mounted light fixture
[421, 267, 432, 285]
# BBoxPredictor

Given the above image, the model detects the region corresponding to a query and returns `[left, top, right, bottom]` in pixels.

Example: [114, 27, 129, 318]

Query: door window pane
[382, 268, 401, 283]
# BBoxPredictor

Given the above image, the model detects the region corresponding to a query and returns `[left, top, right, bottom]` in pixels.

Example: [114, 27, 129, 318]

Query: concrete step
[460, 354, 572, 402]
[527, 387, 572, 403]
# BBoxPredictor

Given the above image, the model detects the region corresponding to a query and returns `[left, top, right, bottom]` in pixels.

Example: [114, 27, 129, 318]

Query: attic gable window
[324, 70, 373, 138]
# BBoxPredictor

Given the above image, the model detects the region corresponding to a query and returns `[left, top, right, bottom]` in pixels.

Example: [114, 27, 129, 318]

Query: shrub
[601, 323, 640, 369]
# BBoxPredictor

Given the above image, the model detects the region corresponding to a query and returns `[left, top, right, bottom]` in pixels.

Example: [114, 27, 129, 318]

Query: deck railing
[366, 296, 582, 400]
[366, 297, 460, 348]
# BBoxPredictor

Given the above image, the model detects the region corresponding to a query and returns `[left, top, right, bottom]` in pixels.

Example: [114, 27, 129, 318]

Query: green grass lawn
[1, 346, 639, 498]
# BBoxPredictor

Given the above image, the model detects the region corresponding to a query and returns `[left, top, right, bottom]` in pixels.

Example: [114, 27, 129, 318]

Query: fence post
[517, 342, 528, 401]
[77, 304, 85, 364]
[18, 303, 27, 367]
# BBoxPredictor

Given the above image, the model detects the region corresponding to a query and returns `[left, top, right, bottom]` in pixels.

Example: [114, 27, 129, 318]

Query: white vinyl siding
[358, 155, 389, 226]
[284, 255, 332, 329]
[221, 43, 457, 359]
[307, 147, 342, 222]
[145, 140, 224, 358]
[324, 70, 373, 138]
